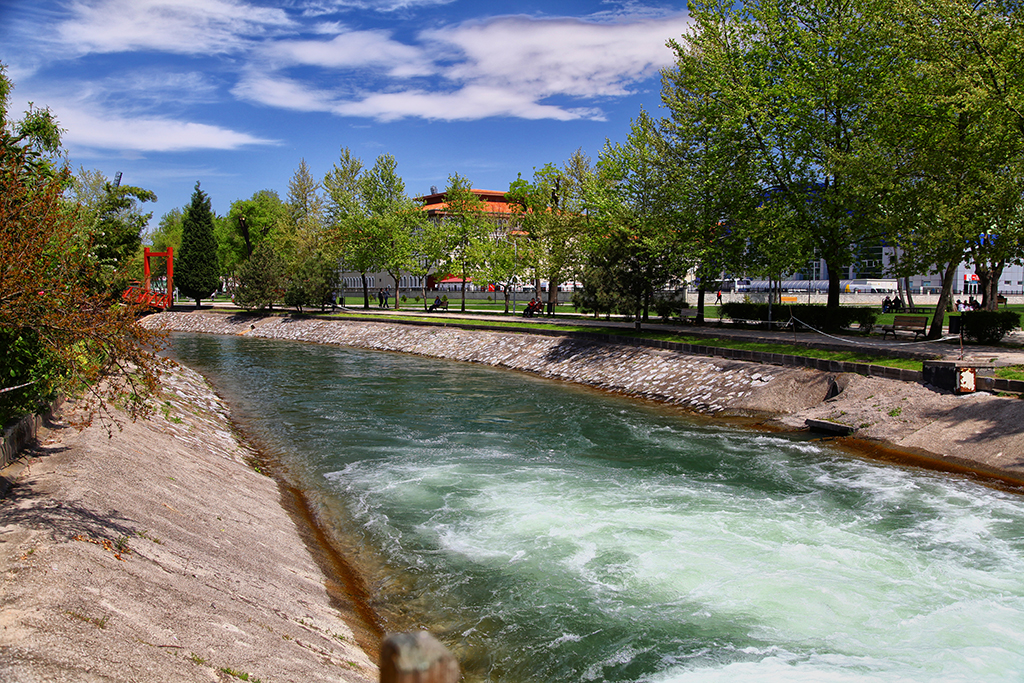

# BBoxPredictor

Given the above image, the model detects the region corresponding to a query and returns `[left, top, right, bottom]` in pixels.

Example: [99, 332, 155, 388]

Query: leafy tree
[668, 0, 894, 308]
[176, 182, 220, 307]
[233, 241, 285, 311]
[323, 148, 377, 308]
[226, 190, 288, 263]
[587, 112, 687, 329]
[90, 181, 156, 278]
[1, 68, 159, 426]
[283, 248, 339, 313]
[506, 151, 594, 313]
[872, 0, 1024, 332]
[359, 154, 422, 309]
[436, 174, 492, 312]
[469, 231, 527, 313]
[660, 47, 765, 319]
[286, 158, 325, 252]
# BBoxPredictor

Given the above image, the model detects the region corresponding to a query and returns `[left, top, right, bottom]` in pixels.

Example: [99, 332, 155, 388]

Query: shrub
[653, 290, 689, 321]
[719, 303, 877, 332]
[961, 309, 1020, 345]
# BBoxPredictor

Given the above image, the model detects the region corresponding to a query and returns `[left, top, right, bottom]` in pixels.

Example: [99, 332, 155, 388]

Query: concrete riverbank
[0, 362, 379, 682]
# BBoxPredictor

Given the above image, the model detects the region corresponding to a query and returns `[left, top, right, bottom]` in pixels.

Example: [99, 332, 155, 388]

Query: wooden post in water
[379, 631, 460, 683]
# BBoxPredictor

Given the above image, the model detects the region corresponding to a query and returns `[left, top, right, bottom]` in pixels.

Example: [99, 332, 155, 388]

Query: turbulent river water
[167, 332, 1024, 682]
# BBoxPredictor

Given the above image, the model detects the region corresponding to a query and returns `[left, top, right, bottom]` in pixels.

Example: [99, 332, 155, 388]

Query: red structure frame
[122, 247, 174, 309]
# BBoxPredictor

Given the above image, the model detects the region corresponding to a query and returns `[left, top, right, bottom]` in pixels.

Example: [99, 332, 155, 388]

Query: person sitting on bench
[428, 295, 443, 312]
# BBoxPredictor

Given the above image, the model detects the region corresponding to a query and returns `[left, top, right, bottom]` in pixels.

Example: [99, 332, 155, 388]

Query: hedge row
[719, 303, 878, 332]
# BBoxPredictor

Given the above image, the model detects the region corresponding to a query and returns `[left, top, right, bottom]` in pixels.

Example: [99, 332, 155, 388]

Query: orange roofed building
[416, 188, 516, 223]
[338, 188, 517, 296]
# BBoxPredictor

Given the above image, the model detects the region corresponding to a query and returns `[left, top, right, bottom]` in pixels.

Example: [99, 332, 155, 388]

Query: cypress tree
[177, 181, 220, 307]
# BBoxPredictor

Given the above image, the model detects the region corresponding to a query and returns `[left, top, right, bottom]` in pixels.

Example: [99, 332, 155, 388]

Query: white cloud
[56, 105, 277, 152]
[298, 0, 456, 14]
[232, 72, 336, 112]
[58, 0, 294, 55]
[332, 85, 597, 122]
[264, 29, 432, 76]
[238, 10, 689, 122]
[426, 14, 691, 99]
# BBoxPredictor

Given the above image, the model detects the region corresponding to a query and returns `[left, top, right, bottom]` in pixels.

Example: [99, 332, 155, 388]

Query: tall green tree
[287, 158, 325, 252]
[436, 174, 492, 312]
[587, 111, 686, 329]
[233, 240, 285, 311]
[177, 182, 220, 307]
[506, 150, 594, 313]
[876, 0, 1024, 329]
[323, 148, 376, 308]
[90, 181, 156, 278]
[359, 154, 422, 309]
[668, 0, 895, 307]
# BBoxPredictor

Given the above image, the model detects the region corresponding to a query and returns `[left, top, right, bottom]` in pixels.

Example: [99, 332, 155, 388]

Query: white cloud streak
[428, 15, 690, 100]
[58, 0, 294, 55]
[56, 105, 277, 152]
[238, 11, 691, 122]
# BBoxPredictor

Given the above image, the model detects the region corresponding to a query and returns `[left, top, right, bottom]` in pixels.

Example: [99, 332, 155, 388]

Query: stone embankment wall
[145, 312, 835, 417]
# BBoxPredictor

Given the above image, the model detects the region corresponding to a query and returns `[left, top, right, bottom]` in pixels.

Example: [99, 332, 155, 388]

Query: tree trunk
[977, 262, 1003, 310]
[827, 262, 841, 308]
[928, 260, 958, 339]
[547, 279, 559, 317]
[392, 273, 401, 310]
[696, 287, 706, 324]
[361, 273, 370, 309]
[460, 272, 467, 312]
[903, 276, 916, 310]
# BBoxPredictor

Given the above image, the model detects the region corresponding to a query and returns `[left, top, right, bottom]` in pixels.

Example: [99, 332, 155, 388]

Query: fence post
[379, 631, 460, 683]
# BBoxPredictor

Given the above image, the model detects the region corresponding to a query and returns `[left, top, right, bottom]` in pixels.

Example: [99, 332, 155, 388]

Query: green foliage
[720, 303, 878, 331]
[652, 290, 689, 322]
[0, 329, 63, 426]
[587, 111, 686, 328]
[233, 241, 285, 311]
[284, 249, 338, 313]
[1, 67, 161, 427]
[961, 309, 1020, 344]
[177, 182, 220, 305]
[89, 182, 156, 287]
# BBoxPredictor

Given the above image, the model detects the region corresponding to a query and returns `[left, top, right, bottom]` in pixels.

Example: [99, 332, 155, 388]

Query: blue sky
[1, 0, 690, 229]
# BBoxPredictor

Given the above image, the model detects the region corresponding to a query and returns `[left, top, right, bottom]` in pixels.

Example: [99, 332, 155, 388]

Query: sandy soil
[0, 364, 379, 683]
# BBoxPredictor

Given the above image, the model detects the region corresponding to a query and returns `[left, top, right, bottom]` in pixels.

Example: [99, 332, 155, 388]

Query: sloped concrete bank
[145, 311, 1024, 485]
[0, 362, 379, 682]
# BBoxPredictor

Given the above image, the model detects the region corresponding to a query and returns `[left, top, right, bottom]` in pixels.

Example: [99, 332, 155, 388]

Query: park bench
[881, 315, 929, 340]
[679, 309, 700, 324]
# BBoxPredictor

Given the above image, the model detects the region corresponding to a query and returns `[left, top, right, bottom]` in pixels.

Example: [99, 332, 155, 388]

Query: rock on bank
[0, 363, 377, 683]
